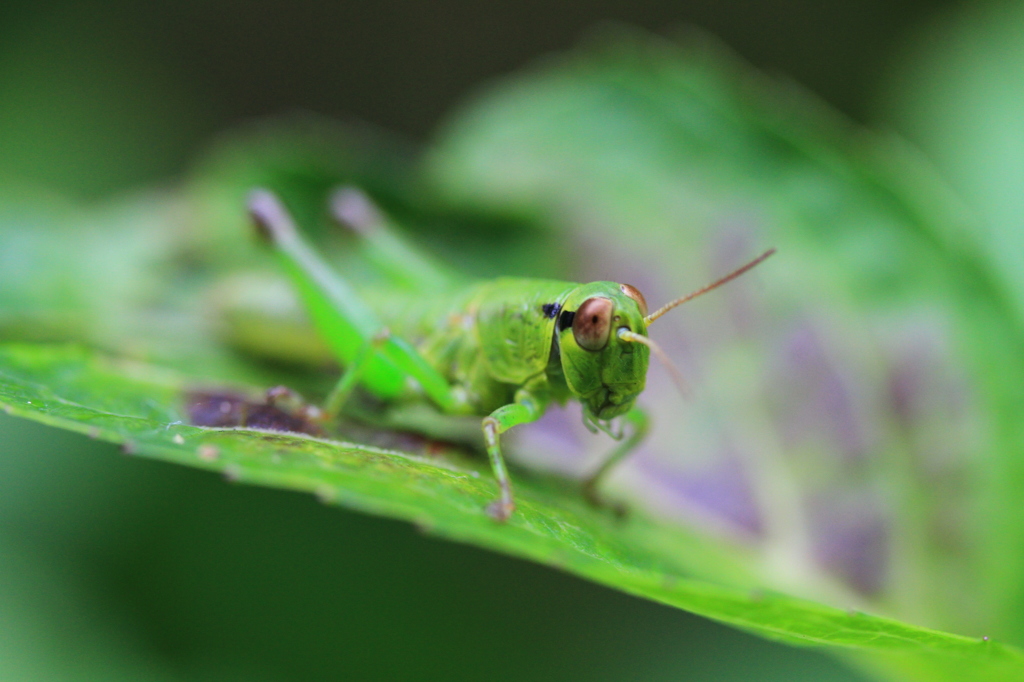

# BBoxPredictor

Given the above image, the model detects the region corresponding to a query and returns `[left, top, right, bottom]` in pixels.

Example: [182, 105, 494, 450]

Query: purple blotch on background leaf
[641, 453, 764, 537]
[808, 490, 889, 596]
[775, 323, 868, 463]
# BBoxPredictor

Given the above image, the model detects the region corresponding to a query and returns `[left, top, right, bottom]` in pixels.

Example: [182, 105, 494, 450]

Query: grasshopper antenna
[618, 328, 689, 399]
[644, 248, 776, 325]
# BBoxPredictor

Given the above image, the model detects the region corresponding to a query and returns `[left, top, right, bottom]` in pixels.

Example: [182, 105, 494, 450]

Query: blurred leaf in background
[423, 26, 1024, 672]
[877, 0, 1024, 638]
[879, 1, 1024, 320]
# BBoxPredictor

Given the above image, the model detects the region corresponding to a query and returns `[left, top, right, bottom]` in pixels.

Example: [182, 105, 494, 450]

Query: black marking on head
[542, 302, 561, 319]
[558, 309, 575, 332]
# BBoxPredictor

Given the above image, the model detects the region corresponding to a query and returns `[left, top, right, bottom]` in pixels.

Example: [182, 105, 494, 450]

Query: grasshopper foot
[583, 483, 629, 519]
[486, 498, 515, 522]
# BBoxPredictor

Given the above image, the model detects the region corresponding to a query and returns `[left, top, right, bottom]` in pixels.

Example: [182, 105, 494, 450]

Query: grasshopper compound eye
[573, 297, 613, 351]
[619, 283, 648, 317]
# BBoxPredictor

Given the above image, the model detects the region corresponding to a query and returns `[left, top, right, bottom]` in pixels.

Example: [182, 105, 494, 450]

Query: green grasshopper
[247, 188, 774, 521]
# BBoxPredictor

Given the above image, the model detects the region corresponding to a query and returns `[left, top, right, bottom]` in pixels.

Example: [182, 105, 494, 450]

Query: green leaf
[1, 342, 1022, 681]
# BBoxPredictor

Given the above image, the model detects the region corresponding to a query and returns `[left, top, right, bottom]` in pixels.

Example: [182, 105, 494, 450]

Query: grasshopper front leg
[482, 389, 548, 521]
[581, 406, 649, 515]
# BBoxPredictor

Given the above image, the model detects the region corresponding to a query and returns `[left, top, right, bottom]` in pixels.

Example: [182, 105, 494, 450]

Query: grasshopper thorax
[555, 282, 650, 421]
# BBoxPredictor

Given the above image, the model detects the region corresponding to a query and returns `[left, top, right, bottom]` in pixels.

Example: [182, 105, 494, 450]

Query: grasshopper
[247, 188, 773, 521]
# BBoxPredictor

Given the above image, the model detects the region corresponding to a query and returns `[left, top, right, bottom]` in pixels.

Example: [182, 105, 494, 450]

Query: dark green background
[0, 0, 953, 198]
[0, 1, 970, 679]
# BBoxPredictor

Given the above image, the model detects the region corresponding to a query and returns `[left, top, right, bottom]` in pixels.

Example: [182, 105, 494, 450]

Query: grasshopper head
[556, 282, 650, 421]
[555, 249, 775, 423]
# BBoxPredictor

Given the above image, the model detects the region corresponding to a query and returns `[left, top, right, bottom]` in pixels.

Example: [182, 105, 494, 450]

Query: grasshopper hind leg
[330, 187, 454, 292]
[581, 406, 649, 517]
[248, 189, 467, 415]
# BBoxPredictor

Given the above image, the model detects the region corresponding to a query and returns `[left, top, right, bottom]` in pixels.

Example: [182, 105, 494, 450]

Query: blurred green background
[0, 0, 960, 199]
[2, 1, 1020, 679]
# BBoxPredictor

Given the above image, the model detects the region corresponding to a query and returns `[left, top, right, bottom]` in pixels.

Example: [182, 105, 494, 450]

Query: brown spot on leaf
[185, 389, 323, 436]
